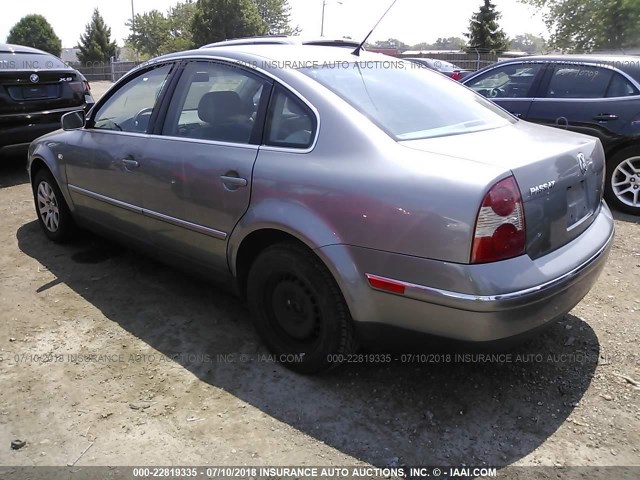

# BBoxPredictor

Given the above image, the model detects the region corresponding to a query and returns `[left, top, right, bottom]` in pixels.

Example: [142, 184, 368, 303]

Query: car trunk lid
[0, 51, 87, 115]
[402, 121, 605, 259]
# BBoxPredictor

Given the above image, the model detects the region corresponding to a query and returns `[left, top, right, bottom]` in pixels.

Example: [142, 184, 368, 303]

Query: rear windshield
[300, 61, 515, 140]
[0, 52, 70, 71]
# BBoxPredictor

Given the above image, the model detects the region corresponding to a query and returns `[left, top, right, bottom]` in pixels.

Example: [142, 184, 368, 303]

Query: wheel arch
[28, 147, 75, 214]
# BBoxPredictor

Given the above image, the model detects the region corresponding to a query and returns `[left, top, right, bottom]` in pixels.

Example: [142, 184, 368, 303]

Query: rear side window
[606, 73, 639, 97]
[92, 64, 172, 133]
[264, 86, 317, 149]
[0, 51, 68, 71]
[466, 63, 543, 98]
[545, 65, 614, 98]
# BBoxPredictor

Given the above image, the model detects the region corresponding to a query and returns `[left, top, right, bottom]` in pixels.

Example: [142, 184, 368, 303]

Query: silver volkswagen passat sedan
[28, 45, 615, 373]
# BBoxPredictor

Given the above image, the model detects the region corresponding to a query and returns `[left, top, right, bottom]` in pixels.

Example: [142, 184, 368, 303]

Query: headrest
[198, 91, 243, 124]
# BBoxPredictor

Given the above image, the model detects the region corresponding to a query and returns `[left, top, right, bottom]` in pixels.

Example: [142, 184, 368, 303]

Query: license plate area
[567, 180, 590, 229]
[7, 84, 60, 101]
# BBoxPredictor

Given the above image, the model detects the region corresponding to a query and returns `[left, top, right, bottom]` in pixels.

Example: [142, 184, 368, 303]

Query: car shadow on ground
[17, 221, 600, 467]
[0, 151, 29, 189]
[612, 210, 640, 225]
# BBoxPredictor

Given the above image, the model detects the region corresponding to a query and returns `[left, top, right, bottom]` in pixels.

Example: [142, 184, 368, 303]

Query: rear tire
[33, 169, 77, 242]
[605, 147, 640, 215]
[246, 242, 357, 374]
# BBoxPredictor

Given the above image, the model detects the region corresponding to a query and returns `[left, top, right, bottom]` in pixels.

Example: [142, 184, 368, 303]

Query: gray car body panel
[28, 45, 615, 342]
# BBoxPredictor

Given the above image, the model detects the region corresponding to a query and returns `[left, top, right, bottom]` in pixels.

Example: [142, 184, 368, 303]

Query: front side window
[301, 61, 514, 141]
[545, 65, 614, 98]
[92, 64, 172, 133]
[265, 87, 316, 149]
[162, 61, 270, 144]
[466, 63, 543, 99]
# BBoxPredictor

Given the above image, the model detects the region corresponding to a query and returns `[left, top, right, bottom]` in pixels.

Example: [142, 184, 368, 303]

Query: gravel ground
[0, 81, 638, 477]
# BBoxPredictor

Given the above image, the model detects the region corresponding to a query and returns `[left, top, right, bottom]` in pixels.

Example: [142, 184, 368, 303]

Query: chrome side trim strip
[366, 228, 614, 312]
[68, 184, 142, 214]
[67, 184, 227, 240]
[143, 209, 227, 240]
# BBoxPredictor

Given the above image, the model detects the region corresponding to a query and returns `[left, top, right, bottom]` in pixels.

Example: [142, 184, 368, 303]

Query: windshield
[0, 52, 70, 71]
[300, 61, 515, 140]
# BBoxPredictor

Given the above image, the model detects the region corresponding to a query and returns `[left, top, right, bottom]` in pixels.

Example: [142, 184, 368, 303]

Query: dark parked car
[28, 46, 613, 373]
[463, 55, 640, 215]
[406, 57, 472, 80]
[0, 43, 94, 154]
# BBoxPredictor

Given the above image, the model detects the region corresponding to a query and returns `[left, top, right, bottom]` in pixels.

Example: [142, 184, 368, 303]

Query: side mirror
[61, 110, 86, 131]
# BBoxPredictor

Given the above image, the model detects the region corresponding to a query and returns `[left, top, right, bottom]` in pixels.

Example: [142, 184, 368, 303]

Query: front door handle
[593, 114, 618, 121]
[121, 158, 140, 170]
[220, 175, 248, 188]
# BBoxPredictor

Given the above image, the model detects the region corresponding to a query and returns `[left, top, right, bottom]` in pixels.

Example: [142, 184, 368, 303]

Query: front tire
[246, 243, 357, 374]
[33, 169, 77, 242]
[605, 147, 640, 215]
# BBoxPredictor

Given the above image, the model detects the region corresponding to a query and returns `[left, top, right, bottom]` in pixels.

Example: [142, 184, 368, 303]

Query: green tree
[465, 0, 509, 52]
[77, 9, 117, 63]
[126, 1, 197, 58]
[6, 14, 62, 56]
[509, 33, 547, 54]
[191, 0, 267, 47]
[166, 1, 197, 51]
[519, 0, 640, 52]
[127, 10, 170, 58]
[253, 0, 299, 35]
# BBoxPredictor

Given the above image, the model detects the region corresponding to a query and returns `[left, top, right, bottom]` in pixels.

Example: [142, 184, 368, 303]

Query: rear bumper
[0, 105, 92, 150]
[318, 202, 614, 343]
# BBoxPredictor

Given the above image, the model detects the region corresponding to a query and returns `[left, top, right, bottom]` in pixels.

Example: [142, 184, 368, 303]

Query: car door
[138, 60, 272, 273]
[64, 63, 174, 241]
[526, 63, 640, 150]
[463, 62, 547, 119]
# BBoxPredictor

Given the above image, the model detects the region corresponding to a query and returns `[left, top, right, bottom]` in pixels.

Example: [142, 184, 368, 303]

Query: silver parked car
[28, 45, 614, 373]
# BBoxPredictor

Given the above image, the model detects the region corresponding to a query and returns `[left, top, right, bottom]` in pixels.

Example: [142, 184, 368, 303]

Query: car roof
[497, 54, 640, 81]
[0, 43, 51, 55]
[146, 44, 390, 71]
[200, 36, 361, 49]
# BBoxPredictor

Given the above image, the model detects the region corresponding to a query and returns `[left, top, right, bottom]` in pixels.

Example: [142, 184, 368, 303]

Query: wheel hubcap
[612, 156, 640, 208]
[37, 181, 60, 232]
[270, 276, 320, 341]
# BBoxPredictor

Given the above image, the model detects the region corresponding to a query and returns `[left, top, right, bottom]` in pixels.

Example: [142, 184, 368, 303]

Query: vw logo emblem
[577, 153, 588, 175]
[29, 73, 39, 83]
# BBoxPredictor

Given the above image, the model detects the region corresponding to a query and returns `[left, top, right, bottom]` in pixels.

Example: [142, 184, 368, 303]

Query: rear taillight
[451, 71, 462, 81]
[471, 176, 526, 264]
[70, 80, 91, 93]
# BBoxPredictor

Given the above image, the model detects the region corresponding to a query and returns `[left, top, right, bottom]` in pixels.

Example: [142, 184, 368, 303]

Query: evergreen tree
[465, 0, 509, 52]
[77, 9, 118, 63]
[7, 15, 62, 56]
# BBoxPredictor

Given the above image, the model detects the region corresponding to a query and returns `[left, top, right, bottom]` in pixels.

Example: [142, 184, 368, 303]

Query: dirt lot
[0, 81, 638, 476]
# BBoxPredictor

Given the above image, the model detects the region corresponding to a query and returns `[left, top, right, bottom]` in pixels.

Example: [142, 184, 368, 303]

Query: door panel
[527, 64, 640, 150]
[139, 61, 272, 272]
[64, 64, 173, 239]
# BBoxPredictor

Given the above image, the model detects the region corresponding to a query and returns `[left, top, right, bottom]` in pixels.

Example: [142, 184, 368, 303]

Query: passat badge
[29, 73, 39, 83]
[577, 153, 589, 175]
[529, 180, 556, 197]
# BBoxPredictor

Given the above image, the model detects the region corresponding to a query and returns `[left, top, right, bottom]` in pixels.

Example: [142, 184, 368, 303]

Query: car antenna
[352, 0, 399, 57]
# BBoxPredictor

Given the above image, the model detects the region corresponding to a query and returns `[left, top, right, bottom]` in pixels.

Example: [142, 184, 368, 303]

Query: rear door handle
[220, 175, 248, 188]
[121, 158, 140, 170]
[593, 114, 618, 121]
